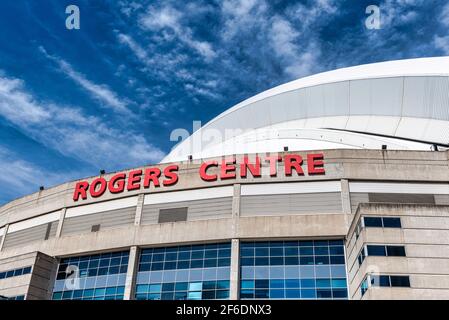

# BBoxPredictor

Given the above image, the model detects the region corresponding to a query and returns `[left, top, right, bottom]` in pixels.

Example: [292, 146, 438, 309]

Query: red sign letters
[73, 153, 325, 201]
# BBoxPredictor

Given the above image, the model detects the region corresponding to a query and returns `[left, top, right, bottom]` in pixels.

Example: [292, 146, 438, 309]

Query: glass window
[314, 247, 329, 255]
[300, 256, 314, 265]
[135, 243, 231, 300]
[0, 266, 32, 280]
[386, 246, 406, 257]
[23, 267, 32, 274]
[369, 275, 410, 288]
[52, 251, 129, 300]
[363, 217, 383, 227]
[329, 246, 344, 255]
[13, 269, 23, 276]
[270, 289, 285, 299]
[285, 289, 301, 299]
[240, 240, 347, 300]
[365, 245, 406, 258]
[301, 279, 315, 288]
[367, 245, 387, 256]
[363, 216, 402, 228]
[390, 276, 410, 287]
[301, 289, 316, 299]
[330, 256, 345, 265]
[316, 289, 332, 299]
[361, 277, 369, 296]
[255, 289, 269, 299]
[6, 295, 26, 301]
[370, 275, 390, 287]
[332, 279, 347, 288]
[382, 217, 402, 228]
[358, 250, 365, 267]
[316, 279, 331, 288]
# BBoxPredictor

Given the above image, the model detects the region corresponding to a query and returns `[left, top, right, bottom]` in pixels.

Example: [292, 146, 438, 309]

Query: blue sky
[0, 0, 448, 204]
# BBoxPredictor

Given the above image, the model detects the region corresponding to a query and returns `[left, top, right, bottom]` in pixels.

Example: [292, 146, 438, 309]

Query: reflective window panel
[6, 295, 25, 300]
[240, 240, 348, 300]
[52, 251, 129, 300]
[0, 266, 32, 280]
[135, 243, 231, 300]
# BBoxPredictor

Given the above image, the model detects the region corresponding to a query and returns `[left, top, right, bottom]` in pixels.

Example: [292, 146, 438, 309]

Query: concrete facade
[1, 149, 449, 300]
[347, 203, 449, 300]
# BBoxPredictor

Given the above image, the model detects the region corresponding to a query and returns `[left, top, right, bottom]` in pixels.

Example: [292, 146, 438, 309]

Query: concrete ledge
[0, 214, 347, 260]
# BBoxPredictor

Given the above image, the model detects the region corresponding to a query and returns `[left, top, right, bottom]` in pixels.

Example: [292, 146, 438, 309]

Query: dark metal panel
[158, 207, 188, 224]
[368, 193, 435, 204]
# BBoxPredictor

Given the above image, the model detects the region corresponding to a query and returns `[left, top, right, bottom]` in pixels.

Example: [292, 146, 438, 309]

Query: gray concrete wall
[0, 149, 449, 300]
[347, 203, 449, 300]
[0, 252, 57, 300]
[1, 149, 448, 226]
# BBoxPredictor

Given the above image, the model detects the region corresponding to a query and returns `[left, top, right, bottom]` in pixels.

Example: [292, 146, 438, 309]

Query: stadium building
[1, 57, 449, 300]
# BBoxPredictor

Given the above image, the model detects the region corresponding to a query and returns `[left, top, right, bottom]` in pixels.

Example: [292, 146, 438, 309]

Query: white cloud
[118, 1, 143, 17]
[380, 0, 424, 28]
[39, 46, 129, 114]
[0, 76, 50, 124]
[139, 5, 217, 60]
[184, 83, 220, 100]
[434, 35, 449, 54]
[0, 147, 74, 196]
[441, 2, 449, 27]
[118, 32, 221, 100]
[117, 32, 188, 78]
[117, 33, 152, 65]
[0, 73, 165, 168]
[270, 17, 299, 56]
[289, 0, 337, 28]
[219, 0, 330, 78]
[221, 0, 267, 41]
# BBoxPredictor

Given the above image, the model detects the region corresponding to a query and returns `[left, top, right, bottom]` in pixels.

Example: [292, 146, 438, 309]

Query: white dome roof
[162, 57, 449, 163]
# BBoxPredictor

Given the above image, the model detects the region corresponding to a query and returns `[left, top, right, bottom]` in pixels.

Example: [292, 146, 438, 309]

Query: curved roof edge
[211, 57, 449, 124]
[162, 57, 449, 163]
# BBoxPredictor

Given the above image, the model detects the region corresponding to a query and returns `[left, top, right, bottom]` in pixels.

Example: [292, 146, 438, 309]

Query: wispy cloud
[139, 4, 217, 61]
[39, 46, 130, 114]
[268, 15, 318, 77]
[117, 33, 152, 65]
[0, 73, 165, 168]
[218, 0, 337, 78]
[433, 2, 449, 54]
[0, 147, 77, 203]
[117, 31, 221, 101]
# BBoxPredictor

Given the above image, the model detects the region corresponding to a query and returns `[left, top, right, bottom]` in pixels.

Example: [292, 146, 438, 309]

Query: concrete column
[447, 150, 449, 168]
[0, 224, 9, 251]
[134, 194, 145, 226]
[55, 208, 67, 238]
[232, 184, 241, 218]
[232, 184, 241, 239]
[340, 179, 352, 227]
[229, 239, 240, 300]
[27, 253, 58, 300]
[123, 246, 139, 300]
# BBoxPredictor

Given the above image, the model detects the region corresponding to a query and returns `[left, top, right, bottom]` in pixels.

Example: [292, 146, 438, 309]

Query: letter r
[73, 181, 89, 201]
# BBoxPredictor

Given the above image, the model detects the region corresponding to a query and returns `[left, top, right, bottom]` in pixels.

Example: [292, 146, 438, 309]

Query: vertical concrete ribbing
[123, 246, 139, 300]
[232, 184, 241, 235]
[55, 208, 66, 238]
[229, 239, 240, 300]
[341, 179, 352, 227]
[0, 224, 9, 252]
[230, 184, 241, 300]
[134, 194, 145, 226]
